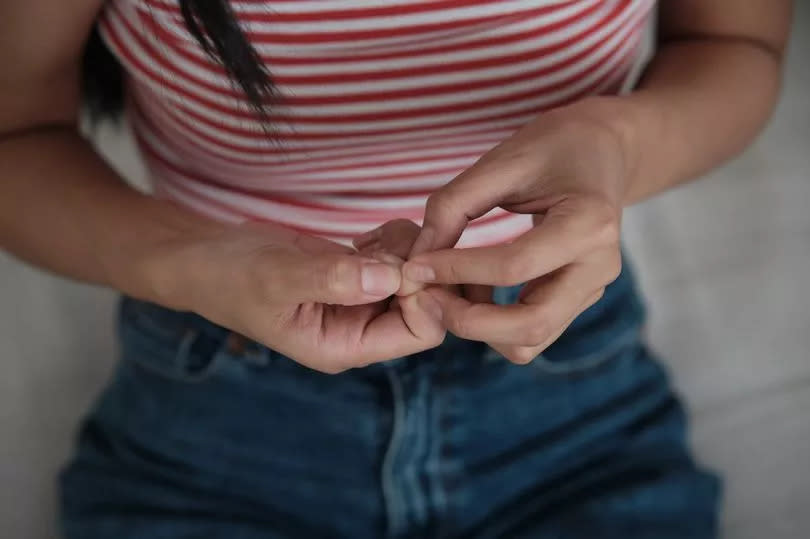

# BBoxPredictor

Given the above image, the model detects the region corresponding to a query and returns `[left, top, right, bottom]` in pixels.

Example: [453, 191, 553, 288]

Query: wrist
[104, 199, 228, 311]
[552, 95, 656, 206]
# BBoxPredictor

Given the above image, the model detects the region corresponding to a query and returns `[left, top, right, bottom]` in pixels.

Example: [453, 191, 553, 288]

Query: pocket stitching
[120, 305, 228, 384]
[529, 325, 640, 375]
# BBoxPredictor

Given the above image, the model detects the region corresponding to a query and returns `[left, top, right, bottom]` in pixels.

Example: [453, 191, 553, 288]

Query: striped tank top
[99, 0, 654, 246]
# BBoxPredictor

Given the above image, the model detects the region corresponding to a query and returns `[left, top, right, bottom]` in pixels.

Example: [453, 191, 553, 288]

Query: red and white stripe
[100, 0, 654, 246]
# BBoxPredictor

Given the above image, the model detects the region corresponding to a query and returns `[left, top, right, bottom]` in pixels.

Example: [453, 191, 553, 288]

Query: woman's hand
[398, 101, 630, 364]
[157, 221, 445, 374]
[353, 218, 487, 310]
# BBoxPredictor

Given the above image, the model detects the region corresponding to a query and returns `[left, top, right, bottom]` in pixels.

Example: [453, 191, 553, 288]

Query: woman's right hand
[153, 221, 445, 374]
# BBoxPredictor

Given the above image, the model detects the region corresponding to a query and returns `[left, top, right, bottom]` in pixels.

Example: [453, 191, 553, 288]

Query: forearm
[560, 7, 790, 205]
[571, 32, 786, 205]
[0, 126, 225, 306]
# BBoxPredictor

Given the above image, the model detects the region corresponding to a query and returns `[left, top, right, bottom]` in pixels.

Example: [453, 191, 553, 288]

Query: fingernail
[371, 251, 404, 267]
[361, 263, 400, 296]
[417, 292, 443, 322]
[404, 262, 436, 283]
[359, 241, 381, 254]
[353, 227, 383, 249]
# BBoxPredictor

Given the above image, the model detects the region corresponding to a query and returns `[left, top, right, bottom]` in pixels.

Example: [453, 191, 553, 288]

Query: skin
[0, 0, 445, 374]
[0, 1, 793, 371]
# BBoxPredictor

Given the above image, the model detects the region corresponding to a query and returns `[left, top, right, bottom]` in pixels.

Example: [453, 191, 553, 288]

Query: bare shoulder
[0, 0, 107, 132]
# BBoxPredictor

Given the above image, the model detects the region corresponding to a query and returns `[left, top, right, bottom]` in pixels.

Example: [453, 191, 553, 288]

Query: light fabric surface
[1, 5, 808, 538]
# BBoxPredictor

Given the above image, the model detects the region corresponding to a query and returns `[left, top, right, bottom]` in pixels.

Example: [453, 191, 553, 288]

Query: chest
[116, 0, 643, 67]
[99, 0, 652, 162]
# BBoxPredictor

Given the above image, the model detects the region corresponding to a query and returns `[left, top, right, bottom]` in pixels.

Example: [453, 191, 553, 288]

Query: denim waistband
[120, 252, 644, 375]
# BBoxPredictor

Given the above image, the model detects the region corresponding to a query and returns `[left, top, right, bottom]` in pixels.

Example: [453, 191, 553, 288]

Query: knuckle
[526, 317, 551, 346]
[424, 192, 465, 231]
[508, 346, 538, 365]
[317, 363, 346, 375]
[426, 326, 447, 348]
[324, 258, 356, 297]
[501, 251, 532, 285]
[425, 191, 454, 218]
[605, 254, 622, 283]
[444, 261, 465, 284]
[588, 200, 621, 246]
[445, 311, 473, 339]
[579, 195, 621, 245]
[286, 346, 345, 375]
[601, 219, 621, 246]
[432, 332, 447, 348]
[319, 350, 353, 374]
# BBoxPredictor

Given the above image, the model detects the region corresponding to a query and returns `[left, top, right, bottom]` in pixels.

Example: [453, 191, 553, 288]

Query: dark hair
[82, 0, 275, 123]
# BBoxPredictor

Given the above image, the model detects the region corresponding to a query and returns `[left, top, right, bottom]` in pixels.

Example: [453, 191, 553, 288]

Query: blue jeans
[60, 261, 720, 538]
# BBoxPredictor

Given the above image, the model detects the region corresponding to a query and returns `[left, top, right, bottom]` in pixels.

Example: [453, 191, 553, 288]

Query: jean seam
[429, 377, 449, 539]
[409, 375, 432, 531]
[530, 326, 641, 375]
[382, 367, 407, 538]
[121, 325, 232, 383]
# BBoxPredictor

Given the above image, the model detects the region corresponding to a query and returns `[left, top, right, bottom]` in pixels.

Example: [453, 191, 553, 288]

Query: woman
[1, 0, 791, 537]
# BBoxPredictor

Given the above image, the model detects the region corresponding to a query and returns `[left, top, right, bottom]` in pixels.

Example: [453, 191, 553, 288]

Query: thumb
[271, 252, 402, 306]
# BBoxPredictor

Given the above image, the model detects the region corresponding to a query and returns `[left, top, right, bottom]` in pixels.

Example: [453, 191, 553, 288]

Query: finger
[404, 202, 618, 287]
[279, 300, 423, 373]
[424, 263, 600, 345]
[352, 291, 446, 365]
[409, 158, 518, 257]
[357, 220, 423, 296]
[368, 251, 409, 306]
[379, 219, 422, 260]
[354, 219, 421, 259]
[489, 287, 605, 364]
[353, 226, 383, 251]
[358, 241, 381, 255]
[266, 252, 402, 306]
[398, 274, 428, 296]
[369, 251, 405, 268]
[399, 291, 446, 345]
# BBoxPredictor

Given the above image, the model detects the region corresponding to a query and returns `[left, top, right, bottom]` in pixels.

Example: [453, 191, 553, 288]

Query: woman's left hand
[396, 100, 633, 364]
